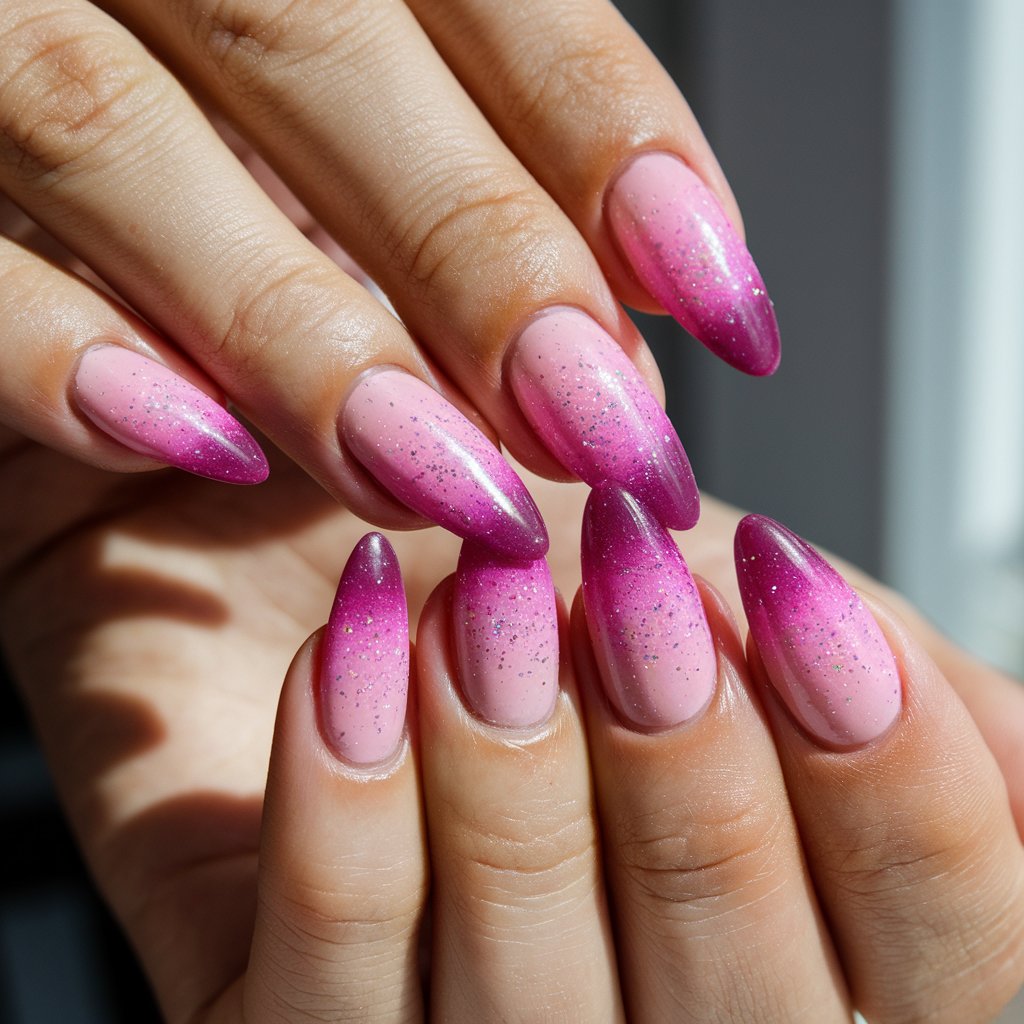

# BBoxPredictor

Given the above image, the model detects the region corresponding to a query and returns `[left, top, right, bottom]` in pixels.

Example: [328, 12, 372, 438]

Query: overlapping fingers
[0, 0, 549, 558]
[1, 0, 781, 547]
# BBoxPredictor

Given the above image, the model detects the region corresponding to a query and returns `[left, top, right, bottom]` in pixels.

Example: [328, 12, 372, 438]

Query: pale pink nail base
[510, 307, 700, 530]
[73, 345, 268, 484]
[342, 369, 548, 560]
[321, 533, 409, 765]
[582, 484, 716, 730]
[453, 541, 558, 729]
[734, 515, 901, 748]
[607, 152, 780, 376]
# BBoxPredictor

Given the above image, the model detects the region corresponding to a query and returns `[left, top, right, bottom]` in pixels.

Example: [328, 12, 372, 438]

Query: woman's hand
[0, 0, 779, 552]
[3, 439, 1022, 1022]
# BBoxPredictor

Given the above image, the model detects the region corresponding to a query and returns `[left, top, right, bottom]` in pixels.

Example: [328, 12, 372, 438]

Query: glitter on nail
[321, 533, 409, 764]
[607, 153, 780, 376]
[581, 484, 716, 730]
[734, 515, 901, 748]
[510, 308, 700, 530]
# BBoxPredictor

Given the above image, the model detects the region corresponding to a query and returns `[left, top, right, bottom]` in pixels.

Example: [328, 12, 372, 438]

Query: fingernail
[606, 152, 780, 376]
[509, 307, 700, 530]
[342, 370, 548, 560]
[734, 515, 901, 748]
[581, 483, 716, 730]
[73, 346, 269, 483]
[452, 541, 558, 728]
[320, 532, 409, 764]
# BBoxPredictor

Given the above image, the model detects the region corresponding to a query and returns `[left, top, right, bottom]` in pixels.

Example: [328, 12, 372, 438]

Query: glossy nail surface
[453, 542, 558, 728]
[321, 533, 409, 764]
[734, 515, 901, 748]
[607, 152, 780, 376]
[342, 370, 548, 560]
[73, 346, 268, 483]
[510, 308, 699, 530]
[581, 484, 715, 729]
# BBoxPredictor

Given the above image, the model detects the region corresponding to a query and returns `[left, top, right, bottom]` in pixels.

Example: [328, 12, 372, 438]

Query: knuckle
[0, 9, 163, 186]
[617, 786, 788, 913]
[182, 0, 371, 96]
[205, 257, 351, 381]
[379, 170, 561, 300]
[449, 796, 597, 903]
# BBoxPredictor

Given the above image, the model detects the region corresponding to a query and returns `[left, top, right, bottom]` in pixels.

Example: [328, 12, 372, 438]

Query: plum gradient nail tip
[73, 346, 268, 483]
[735, 515, 901, 747]
[607, 153, 780, 376]
[322, 533, 409, 764]
[510, 309, 700, 529]
[581, 484, 716, 730]
[343, 370, 548, 559]
[454, 542, 558, 729]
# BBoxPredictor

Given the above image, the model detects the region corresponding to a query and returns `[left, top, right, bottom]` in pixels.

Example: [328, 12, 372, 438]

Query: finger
[574, 485, 849, 1022]
[735, 515, 1024, 1023]
[0, 1, 547, 557]
[0, 234, 267, 483]
[234, 534, 426, 1024]
[100, 0, 703, 529]
[416, 545, 622, 1021]
[407, 0, 779, 375]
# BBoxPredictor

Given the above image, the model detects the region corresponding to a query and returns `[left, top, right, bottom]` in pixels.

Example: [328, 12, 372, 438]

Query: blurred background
[1, 0, 1022, 1019]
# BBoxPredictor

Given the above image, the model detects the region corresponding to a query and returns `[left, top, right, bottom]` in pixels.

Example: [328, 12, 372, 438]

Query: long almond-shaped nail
[509, 308, 699, 530]
[453, 541, 558, 728]
[734, 515, 901, 748]
[606, 152, 780, 376]
[320, 533, 409, 764]
[73, 346, 268, 483]
[342, 370, 548, 560]
[581, 484, 715, 729]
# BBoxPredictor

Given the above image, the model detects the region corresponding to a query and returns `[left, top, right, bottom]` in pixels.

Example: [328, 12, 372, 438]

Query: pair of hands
[1, 0, 1023, 1021]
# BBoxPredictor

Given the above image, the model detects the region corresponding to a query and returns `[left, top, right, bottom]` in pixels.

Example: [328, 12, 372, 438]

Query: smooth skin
[2, 441, 1023, 1022]
[0, 0, 742, 518]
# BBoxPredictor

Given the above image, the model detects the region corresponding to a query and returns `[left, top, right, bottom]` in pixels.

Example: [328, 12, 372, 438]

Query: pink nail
[509, 308, 699, 530]
[320, 533, 409, 764]
[453, 541, 558, 728]
[734, 515, 901, 748]
[342, 370, 548, 560]
[73, 346, 268, 483]
[606, 152, 780, 376]
[581, 484, 716, 730]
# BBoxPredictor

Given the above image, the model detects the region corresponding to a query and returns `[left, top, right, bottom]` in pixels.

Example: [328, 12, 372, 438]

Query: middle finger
[99, 0, 702, 530]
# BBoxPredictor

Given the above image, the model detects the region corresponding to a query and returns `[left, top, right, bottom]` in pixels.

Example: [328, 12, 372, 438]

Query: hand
[0, 0, 779, 554]
[3, 438, 1022, 1022]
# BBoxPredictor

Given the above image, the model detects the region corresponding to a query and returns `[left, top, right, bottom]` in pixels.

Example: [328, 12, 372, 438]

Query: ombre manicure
[509, 308, 700, 530]
[581, 484, 716, 729]
[606, 152, 780, 376]
[73, 346, 268, 483]
[453, 542, 558, 728]
[321, 533, 409, 764]
[734, 515, 901, 748]
[342, 370, 548, 560]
